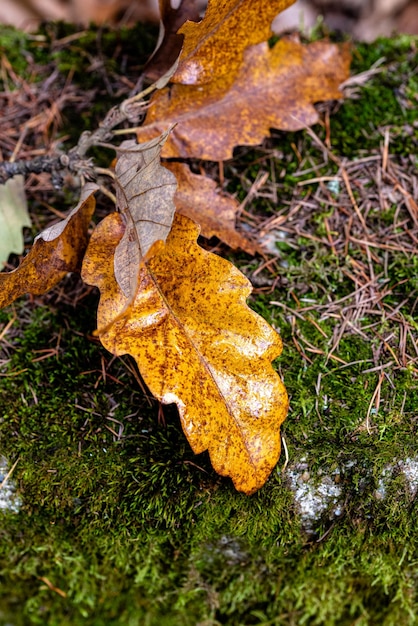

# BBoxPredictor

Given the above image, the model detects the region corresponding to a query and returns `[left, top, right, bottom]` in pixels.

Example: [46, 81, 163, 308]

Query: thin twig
[0, 457, 20, 491]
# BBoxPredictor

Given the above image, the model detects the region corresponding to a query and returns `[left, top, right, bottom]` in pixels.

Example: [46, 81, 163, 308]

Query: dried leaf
[137, 37, 351, 161]
[81, 211, 288, 494]
[165, 161, 259, 254]
[173, 0, 295, 85]
[144, 0, 201, 82]
[0, 183, 97, 308]
[0, 175, 31, 267]
[114, 132, 177, 299]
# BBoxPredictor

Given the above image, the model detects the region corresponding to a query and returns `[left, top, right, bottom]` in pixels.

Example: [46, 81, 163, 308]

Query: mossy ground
[0, 23, 417, 626]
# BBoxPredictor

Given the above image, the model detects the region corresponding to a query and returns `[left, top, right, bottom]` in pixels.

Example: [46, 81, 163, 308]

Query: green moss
[0, 27, 34, 75]
[2, 276, 416, 625]
[331, 37, 418, 157]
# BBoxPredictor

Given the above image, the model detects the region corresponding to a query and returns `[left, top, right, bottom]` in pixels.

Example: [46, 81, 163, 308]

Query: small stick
[281, 434, 289, 473]
[365, 371, 385, 435]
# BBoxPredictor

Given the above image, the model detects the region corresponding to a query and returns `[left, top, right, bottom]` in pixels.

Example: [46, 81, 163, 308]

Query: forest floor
[0, 22, 417, 626]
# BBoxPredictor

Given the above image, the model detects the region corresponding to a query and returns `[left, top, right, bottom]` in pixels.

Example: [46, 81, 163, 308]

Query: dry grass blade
[260, 125, 418, 377]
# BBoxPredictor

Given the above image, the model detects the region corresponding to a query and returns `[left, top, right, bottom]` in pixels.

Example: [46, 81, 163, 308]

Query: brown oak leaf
[0, 183, 97, 308]
[144, 0, 201, 82]
[137, 37, 351, 161]
[165, 161, 259, 254]
[114, 131, 177, 299]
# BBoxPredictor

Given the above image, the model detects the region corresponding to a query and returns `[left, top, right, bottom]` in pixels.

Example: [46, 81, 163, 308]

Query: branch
[0, 59, 179, 186]
[0, 100, 143, 186]
[0, 155, 64, 185]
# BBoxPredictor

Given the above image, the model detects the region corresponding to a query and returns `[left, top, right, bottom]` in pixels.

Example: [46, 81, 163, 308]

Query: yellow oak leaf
[173, 0, 295, 85]
[81, 211, 288, 494]
[137, 37, 351, 161]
